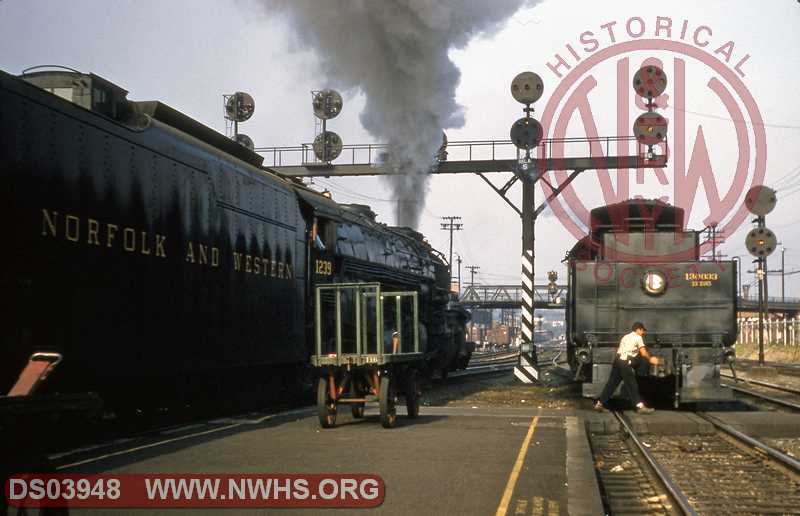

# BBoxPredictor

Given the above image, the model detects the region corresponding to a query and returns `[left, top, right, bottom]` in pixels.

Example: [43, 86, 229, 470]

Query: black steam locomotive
[0, 68, 471, 410]
[566, 200, 737, 406]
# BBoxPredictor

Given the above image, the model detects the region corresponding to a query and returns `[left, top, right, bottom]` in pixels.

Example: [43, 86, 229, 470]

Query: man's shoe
[636, 405, 655, 414]
[593, 401, 607, 412]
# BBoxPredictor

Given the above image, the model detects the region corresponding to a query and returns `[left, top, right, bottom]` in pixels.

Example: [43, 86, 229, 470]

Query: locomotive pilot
[594, 322, 660, 414]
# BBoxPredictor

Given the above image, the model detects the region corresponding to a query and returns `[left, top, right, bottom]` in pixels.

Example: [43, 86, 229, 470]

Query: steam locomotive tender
[0, 68, 471, 410]
[566, 200, 737, 406]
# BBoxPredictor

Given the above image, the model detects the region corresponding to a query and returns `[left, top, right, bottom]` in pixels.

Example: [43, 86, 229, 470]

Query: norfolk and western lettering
[40, 209, 293, 279]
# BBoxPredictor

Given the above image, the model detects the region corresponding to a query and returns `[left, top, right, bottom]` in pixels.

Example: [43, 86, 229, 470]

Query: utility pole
[757, 254, 765, 365]
[456, 253, 463, 294]
[781, 246, 786, 302]
[440, 216, 463, 285]
[466, 265, 480, 287]
[465, 264, 480, 345]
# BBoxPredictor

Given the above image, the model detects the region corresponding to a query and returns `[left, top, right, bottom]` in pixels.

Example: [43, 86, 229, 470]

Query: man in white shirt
[594, 322, 658, 414]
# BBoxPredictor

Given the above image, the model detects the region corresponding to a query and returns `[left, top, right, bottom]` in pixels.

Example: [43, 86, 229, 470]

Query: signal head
[746, 226, 778, 257]
[744, 185, 777, 216]
[510, 117, 543, 150]
[510, 71, 544, 105]
[312, 89, 343, 120]
[225, 92, 255, 122]
[633, 112, 668, 145]
[312, 131, 343, 161]
[632, 65, 667, 99]
[235, 133, 254, 151]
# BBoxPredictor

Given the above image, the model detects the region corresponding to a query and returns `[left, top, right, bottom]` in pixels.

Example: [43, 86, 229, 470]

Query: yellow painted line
[495, 415, 540, 516]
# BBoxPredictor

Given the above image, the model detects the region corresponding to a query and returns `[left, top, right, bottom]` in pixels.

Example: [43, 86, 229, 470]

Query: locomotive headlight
[642, 270, 667, 295]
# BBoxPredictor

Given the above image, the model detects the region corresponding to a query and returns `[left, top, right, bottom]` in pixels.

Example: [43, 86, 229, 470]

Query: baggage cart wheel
[351, 403, 365, 418]
[317, 377, 337, 428]
[379, 375, 397, 428]
[406, 371, 420, 418]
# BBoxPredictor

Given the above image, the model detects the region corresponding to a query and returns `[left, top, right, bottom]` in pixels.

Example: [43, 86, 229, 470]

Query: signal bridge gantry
[257, 136, 662, 182]
[459, 284, 568, 310]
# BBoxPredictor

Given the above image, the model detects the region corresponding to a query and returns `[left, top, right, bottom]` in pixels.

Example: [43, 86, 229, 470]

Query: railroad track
[591, 412, 800, 515]
[469, 351, 520, 365]
[721, 373, 800, 411]
[737, 358, 800, 377]
[452, 348, 568, 380]
[445, 356, 518, 380]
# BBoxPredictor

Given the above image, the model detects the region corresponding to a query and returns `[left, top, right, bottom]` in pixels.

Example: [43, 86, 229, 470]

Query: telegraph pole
[758, 254, 765, 364]
[456, 253, 463, 294]
[440, 216, 463, 285]
[466, 265, 480, 287]
[781, 246, 786, 302]
[465, 264, 480, 344]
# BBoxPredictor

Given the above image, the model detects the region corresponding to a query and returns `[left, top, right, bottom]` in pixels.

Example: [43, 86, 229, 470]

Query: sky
[1, 0, 799, 298]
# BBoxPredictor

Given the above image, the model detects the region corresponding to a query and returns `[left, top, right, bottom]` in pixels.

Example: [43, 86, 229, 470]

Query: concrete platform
[707, 411, 800, 437]
[63, 406, 603, 516]
[586, 410, 715, 435]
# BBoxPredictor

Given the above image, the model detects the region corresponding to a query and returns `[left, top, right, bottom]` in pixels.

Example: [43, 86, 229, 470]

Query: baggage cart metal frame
[311, 283, 423, 428]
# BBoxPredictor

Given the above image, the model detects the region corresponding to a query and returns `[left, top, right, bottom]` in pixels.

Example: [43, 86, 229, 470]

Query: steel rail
[735, 359, 800, 371]
[697, 413, 800, 473]
[721, 373, 800, 396]
[722, 382, 800, 411]
[613, 412, 698, 516]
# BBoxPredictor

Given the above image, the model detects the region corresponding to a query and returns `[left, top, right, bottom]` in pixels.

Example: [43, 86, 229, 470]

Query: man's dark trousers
[598, 357, 641, 406]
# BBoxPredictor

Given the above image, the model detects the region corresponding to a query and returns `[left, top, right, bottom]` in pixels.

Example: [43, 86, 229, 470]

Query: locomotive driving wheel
[317, 376, 337, 428]
[379, 375, 397, 428]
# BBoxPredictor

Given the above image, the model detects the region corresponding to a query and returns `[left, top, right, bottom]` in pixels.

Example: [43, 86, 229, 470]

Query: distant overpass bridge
[459, 284, 800, 315]
[459, 284, 567, 310]
[738, 297, 800, 316]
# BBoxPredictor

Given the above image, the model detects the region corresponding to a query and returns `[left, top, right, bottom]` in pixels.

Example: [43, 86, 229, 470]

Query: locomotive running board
[513, 352, 540, 383]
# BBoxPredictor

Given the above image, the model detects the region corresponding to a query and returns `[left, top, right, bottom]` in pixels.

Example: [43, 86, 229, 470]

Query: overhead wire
[312, 178, 442, 221]
[772, 164, 800, 188]
[665, 105, 800, 131]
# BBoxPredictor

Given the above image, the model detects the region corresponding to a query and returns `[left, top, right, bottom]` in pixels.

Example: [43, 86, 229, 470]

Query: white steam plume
[257, 0, 531, 228]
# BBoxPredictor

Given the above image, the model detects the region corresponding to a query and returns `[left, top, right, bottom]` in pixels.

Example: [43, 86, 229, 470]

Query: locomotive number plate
[315, 259, 333, 276]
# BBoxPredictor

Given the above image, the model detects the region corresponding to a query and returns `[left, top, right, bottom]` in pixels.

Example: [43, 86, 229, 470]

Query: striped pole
[514, 174, 540, 383]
